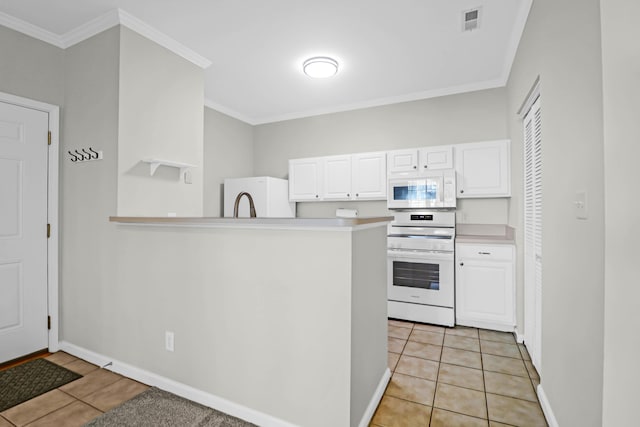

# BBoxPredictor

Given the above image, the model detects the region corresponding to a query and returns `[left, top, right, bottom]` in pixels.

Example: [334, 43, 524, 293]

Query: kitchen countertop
[109, 216, 393, 231]
[455, 224, 516, 245]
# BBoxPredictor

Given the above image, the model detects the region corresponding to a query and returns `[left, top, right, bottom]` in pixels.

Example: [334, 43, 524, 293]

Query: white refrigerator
[223, 177, 296, 218]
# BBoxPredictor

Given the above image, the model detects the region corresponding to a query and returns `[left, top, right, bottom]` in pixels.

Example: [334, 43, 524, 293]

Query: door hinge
[47, 131, 51, 146]
[47, 223, 51, 238]
[47, 316, 51, 330]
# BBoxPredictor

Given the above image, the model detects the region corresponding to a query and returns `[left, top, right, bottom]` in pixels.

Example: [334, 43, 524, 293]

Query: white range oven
[387, 211, 456, 326]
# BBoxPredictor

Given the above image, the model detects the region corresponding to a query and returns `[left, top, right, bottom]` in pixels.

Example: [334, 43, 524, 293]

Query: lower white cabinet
[455, 243, 515, 332]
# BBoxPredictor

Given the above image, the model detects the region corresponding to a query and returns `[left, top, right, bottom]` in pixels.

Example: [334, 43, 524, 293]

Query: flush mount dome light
[303, 56, 339, 78]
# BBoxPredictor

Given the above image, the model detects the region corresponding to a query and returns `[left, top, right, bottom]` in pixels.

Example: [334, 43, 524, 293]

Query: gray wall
[0, 25, 65, 106]
[60, 27, 121, 346]
[117, 27, 204, 217]
[253, 88, 510, 223]
[600, 0, 640, 424]
[203, 107, 254, 216]
[506, 0, 605, 425]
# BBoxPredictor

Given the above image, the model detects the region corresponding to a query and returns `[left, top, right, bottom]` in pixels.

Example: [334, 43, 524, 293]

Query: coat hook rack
[68, 146, 103, 162]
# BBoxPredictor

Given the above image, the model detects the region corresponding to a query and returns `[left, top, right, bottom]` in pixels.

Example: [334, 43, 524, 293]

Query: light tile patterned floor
[0, 353, 149, 427]
[371, 319, 547, 427]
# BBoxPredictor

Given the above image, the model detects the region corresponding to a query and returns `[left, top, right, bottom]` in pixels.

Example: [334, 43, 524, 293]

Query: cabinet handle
[478, 252, 491, 255]
[460, 189, 465, 194]
[460, 262, 464, 266]
[424, 165, 428, 169]
[315, 195, 319, 198]
[413, 165, 417, 169]
[347, 193, 350, 197]
[356, 193, 359, 197]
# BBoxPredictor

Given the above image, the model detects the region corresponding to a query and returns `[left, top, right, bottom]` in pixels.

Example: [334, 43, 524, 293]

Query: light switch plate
[184, 170, 193, 184]
[575, 191, 588, 220]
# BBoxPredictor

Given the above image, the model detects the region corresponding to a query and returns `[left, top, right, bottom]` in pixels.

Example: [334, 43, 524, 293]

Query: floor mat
[83, 387, 256, 427]
[0, 358, 82, 412]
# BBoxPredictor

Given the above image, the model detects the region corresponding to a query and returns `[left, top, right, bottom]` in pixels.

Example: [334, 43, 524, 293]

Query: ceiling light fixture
[303, 56, 339, 78]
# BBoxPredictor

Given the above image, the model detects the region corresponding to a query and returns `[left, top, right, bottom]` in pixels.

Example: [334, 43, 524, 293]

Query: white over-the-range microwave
[387, 170, 456, 209]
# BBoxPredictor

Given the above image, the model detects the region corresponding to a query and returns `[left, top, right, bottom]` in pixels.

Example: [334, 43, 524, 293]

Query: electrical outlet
[165, 331, 174, 352]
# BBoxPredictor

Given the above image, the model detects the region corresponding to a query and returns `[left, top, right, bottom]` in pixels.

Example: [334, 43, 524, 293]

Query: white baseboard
[514, 328, 525, 343]
[58, 341, 299, 427]
[358, 368, 390, 427]
[537, 383, 559, 427]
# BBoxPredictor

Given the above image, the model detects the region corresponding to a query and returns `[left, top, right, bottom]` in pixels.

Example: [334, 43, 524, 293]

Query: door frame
[0, 91, 60, 354]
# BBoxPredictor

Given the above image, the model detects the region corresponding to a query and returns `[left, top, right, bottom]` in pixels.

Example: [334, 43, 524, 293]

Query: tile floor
[371, 319, 547, 427]
[0, 352, 149, 427]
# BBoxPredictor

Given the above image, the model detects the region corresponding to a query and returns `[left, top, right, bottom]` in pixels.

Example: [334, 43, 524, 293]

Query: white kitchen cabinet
[289, 151, 387, 202]
[387, 149, 418, 175]
[323, 155, 352, 200]
[352, 151, 387, 200]
[455, 140, 511, 198]
[289, 157, 323, 201]
[455, 243, 515, 332]
[418, 145, 454, 171]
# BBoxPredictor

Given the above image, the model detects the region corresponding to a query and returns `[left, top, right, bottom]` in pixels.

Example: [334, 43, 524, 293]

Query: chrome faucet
[233, 192, 257, 218]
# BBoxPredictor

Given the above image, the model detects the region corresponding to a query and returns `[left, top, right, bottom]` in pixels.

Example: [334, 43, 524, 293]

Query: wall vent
[462, 8, 481, 32]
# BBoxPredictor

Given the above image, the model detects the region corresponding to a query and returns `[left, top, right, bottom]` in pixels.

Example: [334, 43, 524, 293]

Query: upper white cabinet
[289, 151, 387, 202]
[418, 145, 454, 171]
[387, 149, 418, 175]
[455, 243, 516, 332]
[455, 140, 511, 198]
[289, 157, 323, 201]
[352, 152, 387, 200]
[323, 155, 352, 200]
[388, 145, 454, 176]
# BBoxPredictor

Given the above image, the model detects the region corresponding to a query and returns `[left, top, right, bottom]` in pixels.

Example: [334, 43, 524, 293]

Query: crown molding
[204, 99, 255, 125]
[500, 0, 532, 85]
[0, 8, 211, 69]
[60, 9, 120, 48]
[116, 9, 211, 69]
[0, 11, 64, 47]
[248, 78, 506, 125]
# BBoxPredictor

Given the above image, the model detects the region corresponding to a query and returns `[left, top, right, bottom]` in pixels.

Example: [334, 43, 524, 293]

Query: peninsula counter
[78, 216, 392, 427]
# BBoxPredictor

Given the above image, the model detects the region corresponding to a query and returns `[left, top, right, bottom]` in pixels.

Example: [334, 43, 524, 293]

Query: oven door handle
[387, 249, 454, 261]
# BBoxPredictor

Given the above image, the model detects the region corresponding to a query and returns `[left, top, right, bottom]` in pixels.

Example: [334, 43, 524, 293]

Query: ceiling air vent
[462, 7, 481, 32]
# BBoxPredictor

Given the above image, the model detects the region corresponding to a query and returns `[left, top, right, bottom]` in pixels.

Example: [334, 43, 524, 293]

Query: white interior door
[0, 101, 49, 363]
[523, 96, 543, 371]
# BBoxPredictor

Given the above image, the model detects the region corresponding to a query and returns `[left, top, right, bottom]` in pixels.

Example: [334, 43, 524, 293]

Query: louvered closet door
[524, 96, 543, 372]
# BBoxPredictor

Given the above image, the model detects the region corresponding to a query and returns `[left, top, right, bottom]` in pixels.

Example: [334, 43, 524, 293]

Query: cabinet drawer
[456, 244, 514, 261]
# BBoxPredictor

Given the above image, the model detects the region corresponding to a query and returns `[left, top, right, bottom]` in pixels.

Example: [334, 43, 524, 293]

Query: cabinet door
[455, 140, 511, 198]
[352, 152, 387, 200]
[387, 149, 418, 176]
[418, 145, 453, 171]
[323, 155, 352, 200]
[455, 244, 515, 331]
[456, 259, 514, 328]
[289, 158, 322, 201]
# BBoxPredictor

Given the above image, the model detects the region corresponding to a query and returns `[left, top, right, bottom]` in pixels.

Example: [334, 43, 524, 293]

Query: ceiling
[0, 0, 531, 125]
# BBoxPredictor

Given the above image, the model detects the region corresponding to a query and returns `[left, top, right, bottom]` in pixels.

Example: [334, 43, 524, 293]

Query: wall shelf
[142, 158, 197, 176]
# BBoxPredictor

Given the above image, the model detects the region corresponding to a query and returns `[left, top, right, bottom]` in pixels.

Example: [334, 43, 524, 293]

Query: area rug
[84, 387, 256, 427]
[0, 358, 82, 412]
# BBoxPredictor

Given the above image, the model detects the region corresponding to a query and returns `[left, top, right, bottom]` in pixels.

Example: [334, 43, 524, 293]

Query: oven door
[387, 249, 454, 308]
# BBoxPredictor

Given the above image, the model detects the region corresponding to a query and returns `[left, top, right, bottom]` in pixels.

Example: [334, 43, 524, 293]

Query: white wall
[600, 0, 640, 424]
[117, 27, 204, 217]
[253, 88, 510, 222]
[506, 0, 605, 425]
[203, 107, 254, 216]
